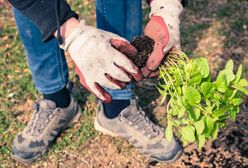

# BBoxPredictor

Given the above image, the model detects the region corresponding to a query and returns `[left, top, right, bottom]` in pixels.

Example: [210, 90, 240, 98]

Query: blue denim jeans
[13, 0, 142, 99]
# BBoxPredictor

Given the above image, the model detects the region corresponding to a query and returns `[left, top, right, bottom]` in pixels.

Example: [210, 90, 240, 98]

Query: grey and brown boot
[11, 96, 81, 163]
[94, 98, 182, 162]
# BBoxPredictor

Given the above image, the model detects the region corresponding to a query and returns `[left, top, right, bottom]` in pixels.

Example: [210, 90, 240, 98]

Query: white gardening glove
[143, 0, 183, 77]
[60, 21, 142, 102]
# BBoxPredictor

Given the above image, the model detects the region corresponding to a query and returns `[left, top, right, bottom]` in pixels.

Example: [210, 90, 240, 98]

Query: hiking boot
[94, 97, 182, 162]
[11, 96, 81, 163]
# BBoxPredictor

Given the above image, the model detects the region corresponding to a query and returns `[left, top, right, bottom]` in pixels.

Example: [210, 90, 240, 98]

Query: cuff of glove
[149, 0, 183, 18]
[147, 0, 188, 7]
[59, 20, 86, 51]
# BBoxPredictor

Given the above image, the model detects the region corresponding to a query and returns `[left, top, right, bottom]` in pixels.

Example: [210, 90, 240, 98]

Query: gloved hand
[60, 20, 142, 102]
[143, 0, 183, 77]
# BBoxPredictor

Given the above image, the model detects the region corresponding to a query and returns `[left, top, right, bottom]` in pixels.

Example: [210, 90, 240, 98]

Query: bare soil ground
[0, 0, 248, 168]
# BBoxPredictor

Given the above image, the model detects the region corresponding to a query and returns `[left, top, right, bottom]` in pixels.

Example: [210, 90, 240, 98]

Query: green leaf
[182, 97, 189, 107]
[166, 121, 173, 142]
[204, 117, 214, 137]
[215, 61, 235, 89]
[171, 106, 179, 116]
[194, 58, 210, 78]
[187, 107, 197, 121]
[211, 124, 219, 139]
[200, 82, 215, 98]
[198, 134, 206, 148]
[184, 87, 201, 106]
[194, 119, 205, 135]
[232, 65, 242, 84]
[233, 85, 248, 96]
[212, 92, 222, 105]
[174, 120, 181, 125]
[218, 114, 229, 121]
[217, 60, 236, 85]
[202, 74, 211, 82]
[224, 88, 237, 101]
[236, 79, 248, 87]
[173, 70, 183, 87]
[194, 108, 201, 120]
[212, 105, 231, 118]
[218, 121, 227, 128]
[189, 73, 202, 85]
[231, 98, 243, 106]
[178, 107, 185, 118]
[214, 72, 228, 92]
[205, 106, 213, 115]
[185, 61, 199, 77]
[225, 60, 234, 72]
[182, 119, 190, 125]
[230, 107, 239, 121]
[181, 126, 195, 142]
[181, 137, 189, 147]
[176, 97, 184, 106]
[225, 70, 236, 84]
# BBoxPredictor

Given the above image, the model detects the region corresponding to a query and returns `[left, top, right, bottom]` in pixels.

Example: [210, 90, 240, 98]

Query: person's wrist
[59, 20, 88, 51]
[54, 17, 80, 40]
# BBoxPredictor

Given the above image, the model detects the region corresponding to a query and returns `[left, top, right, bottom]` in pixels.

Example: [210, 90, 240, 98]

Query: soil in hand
[130, 35, 155, 69]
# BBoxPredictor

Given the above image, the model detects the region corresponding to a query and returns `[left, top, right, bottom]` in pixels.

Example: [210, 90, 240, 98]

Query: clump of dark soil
[130, 35, 155, 68]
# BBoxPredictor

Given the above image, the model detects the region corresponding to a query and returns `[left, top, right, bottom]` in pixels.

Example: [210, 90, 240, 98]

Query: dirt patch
[129, 35, 155, 69]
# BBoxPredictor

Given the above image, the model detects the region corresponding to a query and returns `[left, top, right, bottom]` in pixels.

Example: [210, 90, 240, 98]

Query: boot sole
[11, 150, 47, 164]
[150, 149, 182, 163]
[11, 105, 82, 164]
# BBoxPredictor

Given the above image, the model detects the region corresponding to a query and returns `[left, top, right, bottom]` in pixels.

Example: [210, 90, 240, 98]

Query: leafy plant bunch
[157, 51, 248, 148]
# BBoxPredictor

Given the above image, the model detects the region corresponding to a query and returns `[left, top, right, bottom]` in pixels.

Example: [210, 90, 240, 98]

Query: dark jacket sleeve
[181, 0, 188, 7]
[9, 0, 79, 41]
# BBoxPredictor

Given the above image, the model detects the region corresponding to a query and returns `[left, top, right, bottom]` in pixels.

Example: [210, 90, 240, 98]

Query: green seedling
[158, 51, 248, 148]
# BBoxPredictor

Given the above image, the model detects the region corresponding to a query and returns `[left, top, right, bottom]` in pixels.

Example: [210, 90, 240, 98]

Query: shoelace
[125, 108, 161, 139]
[27, 103, 56, 136]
